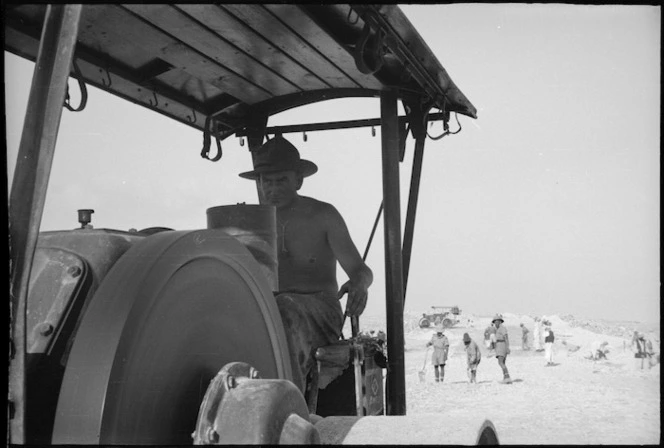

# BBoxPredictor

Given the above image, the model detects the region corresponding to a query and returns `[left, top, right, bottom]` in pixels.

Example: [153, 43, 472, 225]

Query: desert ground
[346, 312, 660, 445]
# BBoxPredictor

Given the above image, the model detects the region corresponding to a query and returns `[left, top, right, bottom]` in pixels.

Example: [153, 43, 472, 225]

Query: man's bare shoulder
[297, 196, 340, 218]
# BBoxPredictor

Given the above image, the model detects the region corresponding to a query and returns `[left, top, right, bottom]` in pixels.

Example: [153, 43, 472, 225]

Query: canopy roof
[4, 4, 476, 139]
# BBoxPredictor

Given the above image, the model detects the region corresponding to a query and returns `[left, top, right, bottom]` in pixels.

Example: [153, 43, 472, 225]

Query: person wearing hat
[520, 323, 530, 351]
[463, 333, 481, 383]
[492, 314, 512, 383]
[239, 135, 374, 395]
[426, 325, 450, 383]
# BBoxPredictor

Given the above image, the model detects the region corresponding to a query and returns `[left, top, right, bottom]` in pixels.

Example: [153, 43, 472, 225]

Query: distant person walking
[492, 314, 512, 383]
[544, 322, 555, 365]
[426, 325, 450, 383]
[520, 323, 530, 351]
[463, 333, 481, 383]
[533, 316, 543, 351]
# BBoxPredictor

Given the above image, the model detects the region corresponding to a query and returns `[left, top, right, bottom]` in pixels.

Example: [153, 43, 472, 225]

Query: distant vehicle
[419, 306, 462, 329]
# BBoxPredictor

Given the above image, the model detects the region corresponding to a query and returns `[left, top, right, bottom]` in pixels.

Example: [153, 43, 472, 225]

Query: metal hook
[347, 7, 359, 25]
[64, 60, 88, 112]
[303, 131, 307, 142]
[187, 108, 197, 123]
[371, 126, 376, 137]
[239, 137, 245, 147]
[149, 91, 159, 107]
[201, 116, 223, 162]
[100, 66, 112, 88]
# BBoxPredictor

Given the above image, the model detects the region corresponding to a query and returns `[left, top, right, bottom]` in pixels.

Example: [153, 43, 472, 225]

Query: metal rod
[401, 133, 426, 303]
[236, 113, 446, 137]
[8, 5, 83, 444]
[380, 90, 406, 415]
[362, 201, 384, 261]
[245, 115, 268, 204]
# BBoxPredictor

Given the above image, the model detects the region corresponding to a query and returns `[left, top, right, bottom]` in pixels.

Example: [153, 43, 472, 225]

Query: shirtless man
[239, 135, 373, 393]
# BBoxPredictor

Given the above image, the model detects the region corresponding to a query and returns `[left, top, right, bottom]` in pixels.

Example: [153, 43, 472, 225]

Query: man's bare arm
[325, 205, 373, 316]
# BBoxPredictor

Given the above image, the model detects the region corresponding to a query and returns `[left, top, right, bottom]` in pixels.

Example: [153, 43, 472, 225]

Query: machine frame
[6, 4, 478, 443]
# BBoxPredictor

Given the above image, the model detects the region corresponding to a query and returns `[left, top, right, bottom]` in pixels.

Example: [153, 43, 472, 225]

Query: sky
[5, 4, 660, 323]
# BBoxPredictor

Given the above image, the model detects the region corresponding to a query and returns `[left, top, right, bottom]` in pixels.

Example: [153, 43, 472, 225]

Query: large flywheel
[52, 229, 292, 445]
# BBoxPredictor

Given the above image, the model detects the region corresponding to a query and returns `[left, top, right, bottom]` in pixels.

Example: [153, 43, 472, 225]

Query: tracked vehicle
[7, 4, 499, 444]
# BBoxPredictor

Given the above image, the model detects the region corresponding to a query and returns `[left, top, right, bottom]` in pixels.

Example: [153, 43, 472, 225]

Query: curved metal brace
[64, 60, 88, 112]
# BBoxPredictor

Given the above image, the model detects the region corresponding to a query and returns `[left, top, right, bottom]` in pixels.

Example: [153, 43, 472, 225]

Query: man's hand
[337, 280, 368, 317]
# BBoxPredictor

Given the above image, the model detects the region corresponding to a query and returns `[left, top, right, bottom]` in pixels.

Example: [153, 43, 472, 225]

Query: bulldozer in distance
[7, 4, 499, 445]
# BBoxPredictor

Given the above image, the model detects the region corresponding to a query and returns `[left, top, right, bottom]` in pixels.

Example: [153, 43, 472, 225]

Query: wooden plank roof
[4, 4, 477, 139]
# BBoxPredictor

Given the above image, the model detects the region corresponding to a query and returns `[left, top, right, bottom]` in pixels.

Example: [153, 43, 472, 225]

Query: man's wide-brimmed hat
[435, 325, 444, 333]
[492, 314, 504, 323]
[239, 135, 318, 180]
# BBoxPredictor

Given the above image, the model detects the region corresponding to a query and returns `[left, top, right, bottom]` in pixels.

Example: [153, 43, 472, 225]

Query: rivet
[68, 266, 82, 277]
[37, 322, 54, 336]
[226, 375, 236, 389]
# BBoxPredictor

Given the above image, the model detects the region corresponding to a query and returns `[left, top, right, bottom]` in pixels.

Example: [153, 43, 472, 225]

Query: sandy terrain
[349, 312, 660, 445]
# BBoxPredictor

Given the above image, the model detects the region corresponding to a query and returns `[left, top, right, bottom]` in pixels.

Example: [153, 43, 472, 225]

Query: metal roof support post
[380, 89, 406, 415]
[8, 5, 83, 443]
[401, 131, 427, 303]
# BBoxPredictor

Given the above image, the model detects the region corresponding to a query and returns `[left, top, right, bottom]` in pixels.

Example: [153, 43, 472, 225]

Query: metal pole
[380, 90, 406, 415]
[8, 5, 83, 443]
[235, 113, 447, 137]
[246, 115, 268, 203]
[401, 133, 426, 302]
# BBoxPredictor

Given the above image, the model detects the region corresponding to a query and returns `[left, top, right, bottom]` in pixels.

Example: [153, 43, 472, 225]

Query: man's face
[259, 170, 301, 209]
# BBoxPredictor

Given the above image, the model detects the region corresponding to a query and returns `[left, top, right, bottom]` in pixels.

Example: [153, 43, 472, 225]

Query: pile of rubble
[558, 314, 641, 339]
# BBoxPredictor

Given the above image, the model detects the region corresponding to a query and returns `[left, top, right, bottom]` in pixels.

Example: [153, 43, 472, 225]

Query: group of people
[425, 326, 482, 384]
[426, 313, 512, 385]
[522, 317, 556, 364]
